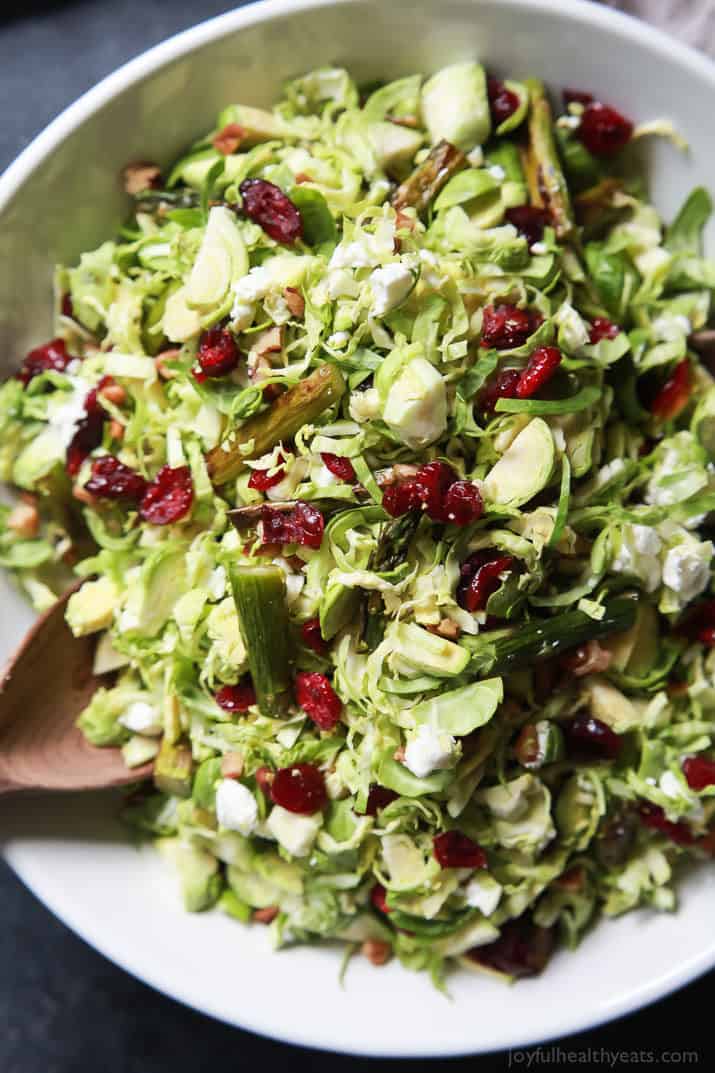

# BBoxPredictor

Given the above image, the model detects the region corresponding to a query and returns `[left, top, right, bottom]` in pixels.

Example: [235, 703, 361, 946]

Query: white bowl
[1, 0, 715, 1057]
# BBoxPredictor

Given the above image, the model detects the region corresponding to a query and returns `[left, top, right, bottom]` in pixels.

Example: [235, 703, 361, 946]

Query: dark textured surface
[0, 2, 713, 1070]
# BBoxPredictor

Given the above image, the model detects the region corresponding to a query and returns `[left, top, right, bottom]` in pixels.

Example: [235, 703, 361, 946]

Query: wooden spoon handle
[0, 590, 151, 793]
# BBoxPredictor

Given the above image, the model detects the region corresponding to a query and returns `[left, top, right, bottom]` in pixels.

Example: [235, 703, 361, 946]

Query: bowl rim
[2, 0, 715, 1056]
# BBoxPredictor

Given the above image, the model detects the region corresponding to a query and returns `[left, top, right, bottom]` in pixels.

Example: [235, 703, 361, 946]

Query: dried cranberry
[365, 785, 398, 816]
[505, 205, 550, 248]
[515, 346, 562, 399]
[638, 802, 695, 846]
[480, 368, 521, 413]
[382, 479, 422, 518]
[370, 883, 391, 914]
[321, 452, 356, 483]
[85, 455, 148, 502]
[563, 88, 594, 107]
[589, 317, 620, 343]
[456, 552, 514, 613]
[66, 396, 106, 477]
[83, 376, 114, 418]
[440, 481, 483, 526]
[140, 465, 194, 525]
[677, 599, 715, 645]
[291, 501, 325, 548]
[248, 454, 286, 492]
[651, 359, 691, 420]
[18, 338, 74, 386]
[565, 713, 622, 761]
[260, 506, 292, 544]
[578, 102, 633, 157]
[270, 762, 327, 814]
[682, 756, 715, 792]
[260, 501, 324, 549]
[295, 671, 342, 731]
[382, 463, 482, 527]
[196, 328, 241, 379]
[300, 617, 327, 655]
[468, 918, 555, 977]
[487, 76, 519, 126]
[415, 460, 457, 518]
[433, 831, 487, 869]
[215, 680, 256, 712]
[239, 178, 303, 244]
[481, 304, 539, 350]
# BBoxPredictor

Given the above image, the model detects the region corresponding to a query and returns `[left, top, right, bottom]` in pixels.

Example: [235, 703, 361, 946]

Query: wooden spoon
[0, 588, 152, 794]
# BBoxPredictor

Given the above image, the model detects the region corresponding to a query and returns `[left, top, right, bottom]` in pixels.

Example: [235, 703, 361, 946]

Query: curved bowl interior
[1, 0, 715, 1056]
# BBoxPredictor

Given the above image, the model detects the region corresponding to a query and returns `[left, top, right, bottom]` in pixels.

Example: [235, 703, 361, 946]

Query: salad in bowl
[1, 60, 715, 987]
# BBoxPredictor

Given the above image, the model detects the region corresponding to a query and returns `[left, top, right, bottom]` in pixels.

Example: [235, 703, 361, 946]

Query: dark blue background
[1, 3, 712, 1069]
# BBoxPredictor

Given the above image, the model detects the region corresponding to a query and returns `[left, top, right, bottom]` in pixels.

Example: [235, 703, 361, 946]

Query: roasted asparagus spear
[207, 364, 346, 485]
[464, 596, 637, 676]
[229, 564, 293, 716]
[391, 139, 467, 215]
[524, 79, 574, 241]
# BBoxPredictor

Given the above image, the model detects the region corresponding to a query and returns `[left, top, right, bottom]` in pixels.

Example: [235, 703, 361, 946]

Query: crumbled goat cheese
[662, 540, 713, 608]
[119, 701, 163, 736]
[216, 779, 258, 835]
[369, 262, 415, 317]
[404, 724, 457, 779]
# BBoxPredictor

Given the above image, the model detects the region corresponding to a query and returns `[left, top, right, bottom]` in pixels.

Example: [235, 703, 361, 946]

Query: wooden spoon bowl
[0, 589, 152, 794]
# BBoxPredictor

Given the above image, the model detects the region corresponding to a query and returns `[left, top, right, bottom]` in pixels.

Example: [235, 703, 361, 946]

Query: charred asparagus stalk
[524, 79, 574, 241]
[371, 510, 422, 572]
[464, 596, 636, 677]
[363, 509, 422, 650]
[207, 364, 346, 485]
[229, 564, 292, 715]
[391, 139, 467, 215]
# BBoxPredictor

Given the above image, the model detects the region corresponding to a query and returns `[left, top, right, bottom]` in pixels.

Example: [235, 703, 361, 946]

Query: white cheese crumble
[659, 771, 684, 800]
[328, 221, 396, 273]
[662, 540, 713, 608]
[611, 524, 663, 592]
[232, 265, 273, 303]
[404, 724, 457, 779]
[327, 331, 350, 348]
[487, 164, 505, 181]
[47, 377, 92, 450]
[530, 240, 548, 255]
[215, 778, 258, 835]
[369, 262, 415, 317]
[466, 145, 484, 167]
[231, 301, 256, 331]
[119, 701, 162, 736]
[464, 872, 503, 916]
[554, 300, 590, 350]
